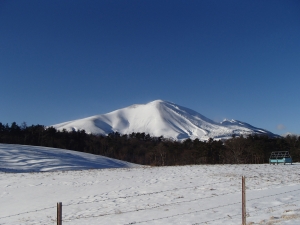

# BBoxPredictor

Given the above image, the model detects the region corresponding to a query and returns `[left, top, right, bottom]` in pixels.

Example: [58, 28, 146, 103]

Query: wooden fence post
[57, 202, 62, 225]
[242, 176, 246, 225]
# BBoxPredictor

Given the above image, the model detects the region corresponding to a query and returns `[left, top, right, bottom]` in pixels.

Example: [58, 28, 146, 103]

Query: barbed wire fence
[0, 180, 232, 218]
[2, 177, 300, 225]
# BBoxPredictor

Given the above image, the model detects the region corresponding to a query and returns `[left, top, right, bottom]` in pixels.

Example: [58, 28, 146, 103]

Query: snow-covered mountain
[52, 100, 278, 141]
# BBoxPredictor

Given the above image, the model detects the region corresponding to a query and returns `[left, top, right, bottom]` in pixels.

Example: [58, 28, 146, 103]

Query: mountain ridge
[52, 100, 278, 141]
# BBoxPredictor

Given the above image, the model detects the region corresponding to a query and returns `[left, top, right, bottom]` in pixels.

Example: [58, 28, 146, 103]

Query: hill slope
[0, 144, 140, 173]
[53, 100, 277, 141]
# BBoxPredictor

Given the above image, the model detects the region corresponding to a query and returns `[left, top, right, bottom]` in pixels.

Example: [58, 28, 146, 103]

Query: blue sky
[1, 0, 299, 135]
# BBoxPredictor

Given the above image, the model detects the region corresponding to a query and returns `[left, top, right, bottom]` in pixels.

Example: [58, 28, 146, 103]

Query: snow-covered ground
[0, 144, 139, 173]
[1, 144, 300, 225]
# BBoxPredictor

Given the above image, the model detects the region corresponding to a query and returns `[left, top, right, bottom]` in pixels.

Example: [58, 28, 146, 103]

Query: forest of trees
[0, 122, 299, 166]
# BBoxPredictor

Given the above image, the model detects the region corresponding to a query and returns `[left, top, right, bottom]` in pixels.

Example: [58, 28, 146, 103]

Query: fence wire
[0, 205, 56, 220]
[62, 189, 239, 223]
[60, 181, 300, 224]
[0, 179, 232, 220]
[124, 188, 300, 225]
[63, 179, 234, 207]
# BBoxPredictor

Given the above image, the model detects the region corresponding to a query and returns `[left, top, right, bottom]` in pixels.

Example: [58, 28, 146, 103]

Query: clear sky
[1, 0, 299, 135]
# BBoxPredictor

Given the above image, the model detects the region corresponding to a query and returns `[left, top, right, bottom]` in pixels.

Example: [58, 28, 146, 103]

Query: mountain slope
[52, 100, 277, 141]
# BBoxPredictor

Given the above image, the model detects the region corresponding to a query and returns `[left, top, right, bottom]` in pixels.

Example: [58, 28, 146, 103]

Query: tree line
[0, 122, 299, 165]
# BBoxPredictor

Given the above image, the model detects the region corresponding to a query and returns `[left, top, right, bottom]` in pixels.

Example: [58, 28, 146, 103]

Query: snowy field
[1, 144, 300, 224]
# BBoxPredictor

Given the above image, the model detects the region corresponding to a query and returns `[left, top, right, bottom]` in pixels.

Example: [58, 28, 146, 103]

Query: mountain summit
[52, 100, 277, 141]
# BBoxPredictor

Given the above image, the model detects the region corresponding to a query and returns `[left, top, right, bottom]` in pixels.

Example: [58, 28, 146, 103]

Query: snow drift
[0, 143, 139, 173]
